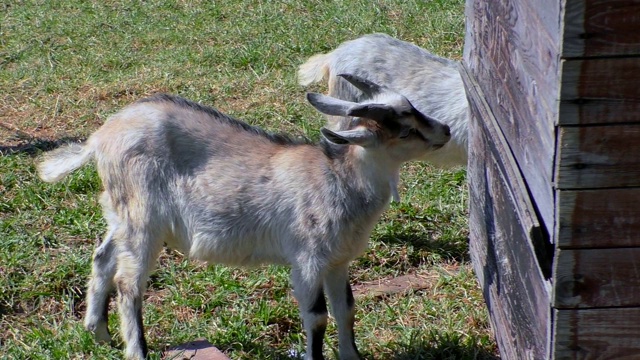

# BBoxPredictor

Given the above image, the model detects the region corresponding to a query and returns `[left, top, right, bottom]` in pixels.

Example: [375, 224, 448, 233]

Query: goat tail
[298, 52, 332, 86]
[37, 142, 94, 183]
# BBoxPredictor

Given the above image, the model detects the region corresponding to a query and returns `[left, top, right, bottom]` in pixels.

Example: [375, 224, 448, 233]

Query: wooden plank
[464, 0, 560, 232]
[559, 58, 640, 125]
[463, 64, 551, 360]
[554, 248, 640, 308]
[559, 98, 640, 126]
[556, 124, 640, 189]
[461, 64, 554, 275]
[557, 188, 640, 248]
[563, 0, 640, 58]
[554, 308, 640, 359]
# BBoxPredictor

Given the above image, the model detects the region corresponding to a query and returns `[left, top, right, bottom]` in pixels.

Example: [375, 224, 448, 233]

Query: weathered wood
[560, 58, 640, 125]
[563, 0, 640, 58]
[467, 1, 640, 358]
[554, 248, 640, 308]
[464, 0, 560, 233]
[559, 98, 640, 126]
[463, 64, 551, 360]
[461, 64, 553, 275]
[556, 125, 640, 189]
[557, 188, 640, 248]
[554, 308, 640, 359]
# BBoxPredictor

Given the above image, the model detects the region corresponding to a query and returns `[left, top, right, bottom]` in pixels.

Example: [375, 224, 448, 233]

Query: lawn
[0, 1, 498, 359]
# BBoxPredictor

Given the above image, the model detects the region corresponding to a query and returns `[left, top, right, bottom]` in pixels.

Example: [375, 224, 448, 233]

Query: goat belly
[187, 234, 288, 267]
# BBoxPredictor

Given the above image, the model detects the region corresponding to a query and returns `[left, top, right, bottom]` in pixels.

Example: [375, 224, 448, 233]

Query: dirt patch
[163, 339, 230, 360]
[353, 264, 459, 299]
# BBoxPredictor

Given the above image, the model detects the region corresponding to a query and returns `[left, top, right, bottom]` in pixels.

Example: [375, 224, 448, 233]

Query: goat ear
[347, 103, 395, 122]
[321, 127, 376, 146]
[306, 93, 358, 116]
[337, 74, 383, 97]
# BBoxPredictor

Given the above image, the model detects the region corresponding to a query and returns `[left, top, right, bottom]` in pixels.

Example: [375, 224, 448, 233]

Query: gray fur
[299, 33, 469, 168]
[37, 88, 450, 360]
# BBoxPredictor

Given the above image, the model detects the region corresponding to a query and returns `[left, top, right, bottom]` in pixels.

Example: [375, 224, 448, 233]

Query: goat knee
[85, 232, 117, 343]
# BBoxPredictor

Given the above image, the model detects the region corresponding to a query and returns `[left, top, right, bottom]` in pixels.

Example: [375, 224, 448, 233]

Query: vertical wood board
[461, 64, 553, 275]
[464, 64, 551, 360]
[554, 308, 640, 359]
[556, 124, 640, 189]
[557, 188, 640, 248]
[563, 0, 640, 58]
[553, 247, 640, 308]
[464, 0, 560, 232]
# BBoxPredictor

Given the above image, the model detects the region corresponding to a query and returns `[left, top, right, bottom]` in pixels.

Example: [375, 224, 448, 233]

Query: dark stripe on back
[137, 93, 312, 146]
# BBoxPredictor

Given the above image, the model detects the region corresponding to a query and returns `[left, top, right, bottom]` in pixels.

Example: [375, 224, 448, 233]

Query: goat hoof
[86, 322, 112, 344]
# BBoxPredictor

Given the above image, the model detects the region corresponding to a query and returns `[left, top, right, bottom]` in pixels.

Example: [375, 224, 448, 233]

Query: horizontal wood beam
[557, 188, 640, 248]
[556, 124, 640, 189]
[563, 0, 640, 58]
[560, 58, 640, 125]
[554, 307, 640, 359]
[554, 247, 640, 308]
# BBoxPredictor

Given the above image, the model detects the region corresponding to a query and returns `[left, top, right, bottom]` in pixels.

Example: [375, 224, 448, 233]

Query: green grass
[0, 0, 497, 359]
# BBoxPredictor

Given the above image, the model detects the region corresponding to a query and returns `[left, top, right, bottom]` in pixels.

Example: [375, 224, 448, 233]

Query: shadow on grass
[378, 229, 470, 263]
[378, 328, 499, 360]
[0, 137, 84, 156]
[389, 341, 499, 360]
[191, 332, 499, 360]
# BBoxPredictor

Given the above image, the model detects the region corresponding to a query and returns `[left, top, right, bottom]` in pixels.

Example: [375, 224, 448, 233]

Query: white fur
[299, 33, 469, 168]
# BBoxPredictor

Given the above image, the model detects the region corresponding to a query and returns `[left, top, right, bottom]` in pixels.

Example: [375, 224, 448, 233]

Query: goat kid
[299, 33, 468, 168]
[37, 75, 450, 360]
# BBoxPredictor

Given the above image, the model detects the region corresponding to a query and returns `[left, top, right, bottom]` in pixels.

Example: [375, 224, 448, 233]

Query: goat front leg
[84, 228, 117, 343]
[291, 267, 327, 360]
[324, 263, 361, 360]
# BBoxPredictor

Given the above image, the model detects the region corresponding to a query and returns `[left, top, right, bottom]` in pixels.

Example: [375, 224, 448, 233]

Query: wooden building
[461, 0, 640, 358]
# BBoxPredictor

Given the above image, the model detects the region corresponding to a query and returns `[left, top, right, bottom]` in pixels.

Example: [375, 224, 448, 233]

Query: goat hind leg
[115, 234, 162, 360]
[84, 228, 117, 343]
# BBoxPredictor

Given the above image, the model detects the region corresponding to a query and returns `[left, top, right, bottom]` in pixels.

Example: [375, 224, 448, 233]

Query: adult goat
[299, 33, 468, 168]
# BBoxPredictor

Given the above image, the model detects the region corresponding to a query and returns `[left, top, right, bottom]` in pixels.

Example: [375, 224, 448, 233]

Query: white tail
[298, 53, 331, 86]
[37, 143, 94, 183]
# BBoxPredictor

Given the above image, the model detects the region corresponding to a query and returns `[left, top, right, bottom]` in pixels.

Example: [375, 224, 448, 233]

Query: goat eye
[399, 128, 413, 138]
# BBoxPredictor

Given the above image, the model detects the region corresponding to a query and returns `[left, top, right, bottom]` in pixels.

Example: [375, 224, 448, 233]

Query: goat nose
[443, 124, 451, 137]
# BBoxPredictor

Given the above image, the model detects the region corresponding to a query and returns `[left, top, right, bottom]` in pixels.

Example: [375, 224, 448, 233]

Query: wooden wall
[462, 67, 551, 359]
[463, 0, 559, 357]
[464, 0, 640, 359]
[463, 0, 561, 236]
[553, 1, 640, 358]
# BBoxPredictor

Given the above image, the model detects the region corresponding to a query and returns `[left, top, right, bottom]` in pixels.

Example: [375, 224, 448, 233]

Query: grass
[0, 0, 497, 359]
